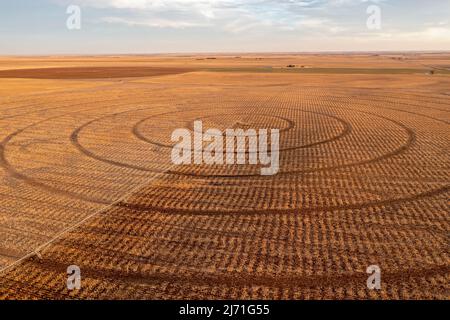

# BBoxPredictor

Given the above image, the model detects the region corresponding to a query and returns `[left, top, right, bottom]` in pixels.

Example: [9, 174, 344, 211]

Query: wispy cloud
[56, 0, 367, 31]
[101, 16, 209, 28]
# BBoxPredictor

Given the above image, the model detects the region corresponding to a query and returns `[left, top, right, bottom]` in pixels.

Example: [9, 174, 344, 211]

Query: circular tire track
[1, 83, 449, 300]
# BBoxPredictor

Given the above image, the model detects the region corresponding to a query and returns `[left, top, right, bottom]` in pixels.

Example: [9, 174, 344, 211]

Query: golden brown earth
[0, 53, 449, 299]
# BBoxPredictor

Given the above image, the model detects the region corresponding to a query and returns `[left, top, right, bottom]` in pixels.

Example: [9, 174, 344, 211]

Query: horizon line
[2, 49, 450, 58]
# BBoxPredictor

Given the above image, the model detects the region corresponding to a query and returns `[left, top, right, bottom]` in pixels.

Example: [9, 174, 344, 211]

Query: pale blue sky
[1, 0, 449, 54]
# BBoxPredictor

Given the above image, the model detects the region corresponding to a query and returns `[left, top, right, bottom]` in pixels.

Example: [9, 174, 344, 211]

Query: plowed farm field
[0, 54, 449, 300]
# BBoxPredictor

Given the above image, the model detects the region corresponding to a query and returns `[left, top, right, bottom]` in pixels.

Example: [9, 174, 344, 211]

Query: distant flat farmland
[0, 66, 193, 79]
[0, 54, 448, 300]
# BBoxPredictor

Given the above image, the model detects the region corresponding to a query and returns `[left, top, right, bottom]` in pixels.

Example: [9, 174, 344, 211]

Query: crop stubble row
[0, 73, 448, 299]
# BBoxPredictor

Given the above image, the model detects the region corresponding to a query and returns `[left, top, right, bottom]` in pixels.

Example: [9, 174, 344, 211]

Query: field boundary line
[0, 165, 175, 275]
